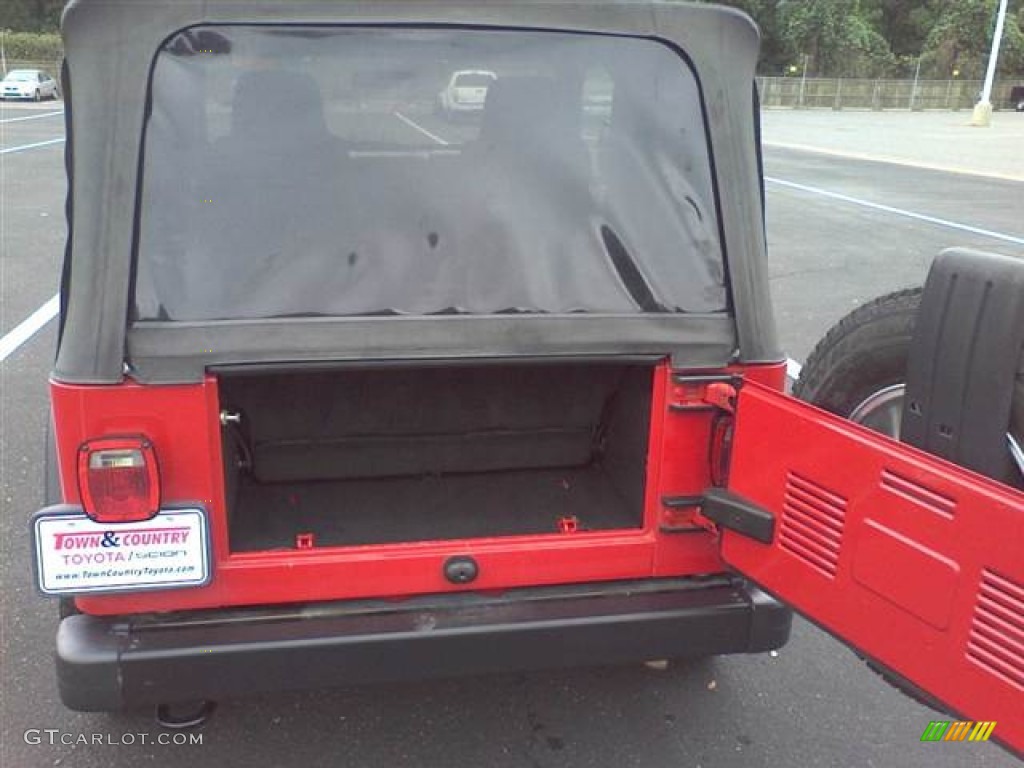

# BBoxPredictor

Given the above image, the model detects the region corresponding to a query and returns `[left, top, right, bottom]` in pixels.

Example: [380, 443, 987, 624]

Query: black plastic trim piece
[901, 248, 1024, 488]
[56, 57, 73, 350]
[745, 583, 793, 653]
[661, 495, 704, 509]
[702, 487, 774, 544]
[668, 403, 716, 413]
[670, 373, 739, 385]
[55, 578, 791, 711]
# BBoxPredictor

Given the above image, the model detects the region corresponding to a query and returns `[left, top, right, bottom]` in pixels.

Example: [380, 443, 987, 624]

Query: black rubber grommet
[443, 556, 479, 584]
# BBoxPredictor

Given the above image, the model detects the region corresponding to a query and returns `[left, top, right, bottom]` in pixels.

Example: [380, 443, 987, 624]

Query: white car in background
[437, 69, 496, 119]
[1, 69, 59, 101]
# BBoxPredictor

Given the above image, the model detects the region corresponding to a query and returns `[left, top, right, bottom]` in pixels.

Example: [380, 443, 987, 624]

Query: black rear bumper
[57, 578, 791, 711]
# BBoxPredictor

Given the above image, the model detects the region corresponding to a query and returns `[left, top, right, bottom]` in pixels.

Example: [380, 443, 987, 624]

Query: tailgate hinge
[659, 495, 707, 533]
[660, 489, 775, 541]
[668, 375, 739, 413]
[701, 488, 775, 544]
[702, 382, 737, 414]
[663, 376, 742, 533]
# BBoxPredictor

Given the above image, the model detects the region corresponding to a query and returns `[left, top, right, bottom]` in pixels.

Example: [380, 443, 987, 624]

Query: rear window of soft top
[134, 26, 725, 321]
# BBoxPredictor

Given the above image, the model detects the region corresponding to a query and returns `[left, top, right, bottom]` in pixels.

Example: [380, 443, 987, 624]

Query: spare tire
[793, 287, 1023, 487]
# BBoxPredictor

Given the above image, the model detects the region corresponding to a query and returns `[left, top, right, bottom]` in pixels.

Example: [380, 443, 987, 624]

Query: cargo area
[218, 362, 654, 551]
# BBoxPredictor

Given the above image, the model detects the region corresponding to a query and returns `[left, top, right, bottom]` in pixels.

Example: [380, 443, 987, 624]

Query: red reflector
[557, 516, 580, 534]
[709, 414, 735, 488]
[77, 437, 160, 522]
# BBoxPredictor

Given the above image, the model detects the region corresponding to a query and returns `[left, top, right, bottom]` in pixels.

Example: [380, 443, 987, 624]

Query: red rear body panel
[53, 360, 786, 616]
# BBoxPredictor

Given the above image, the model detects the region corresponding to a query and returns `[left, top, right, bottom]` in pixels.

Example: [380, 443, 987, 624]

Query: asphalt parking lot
[2, 101, 1023, 767]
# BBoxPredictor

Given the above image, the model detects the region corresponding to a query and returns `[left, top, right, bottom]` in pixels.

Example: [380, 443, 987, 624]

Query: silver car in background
[1, 69, 59, 101]
[437, 69, 496, 119]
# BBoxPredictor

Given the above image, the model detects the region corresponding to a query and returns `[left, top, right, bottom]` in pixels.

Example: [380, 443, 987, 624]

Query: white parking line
[393, 111, 449, 146]
[0, 137, 65, 155]
[0, 293, 59, 362]
[765, 176, 1024, 247]
[0, 110, 64, 124]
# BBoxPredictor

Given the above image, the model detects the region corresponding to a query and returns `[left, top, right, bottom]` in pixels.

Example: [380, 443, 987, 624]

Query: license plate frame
[33, 506, 211, 595]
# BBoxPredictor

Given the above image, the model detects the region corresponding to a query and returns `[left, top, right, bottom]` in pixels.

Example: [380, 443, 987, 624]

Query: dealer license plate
[34, 508, 210, 595]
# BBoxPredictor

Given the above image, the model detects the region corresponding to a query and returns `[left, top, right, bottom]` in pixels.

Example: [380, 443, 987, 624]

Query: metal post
[909, 57, 921, 110]
[798, 53, 809, 108]
[971, 0, 1009, 126]
[1, 29, 7, 78]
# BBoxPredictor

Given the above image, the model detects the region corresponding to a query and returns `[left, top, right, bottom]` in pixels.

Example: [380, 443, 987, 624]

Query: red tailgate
[717, 381, 1024, 756]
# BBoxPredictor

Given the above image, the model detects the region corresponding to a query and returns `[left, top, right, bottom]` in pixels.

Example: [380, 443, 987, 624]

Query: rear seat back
[220, 365, 631, 482]
[475, 75, 590, 189]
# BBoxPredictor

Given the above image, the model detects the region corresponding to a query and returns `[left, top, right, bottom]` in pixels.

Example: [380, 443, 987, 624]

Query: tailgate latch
[668, 375, 738, 414]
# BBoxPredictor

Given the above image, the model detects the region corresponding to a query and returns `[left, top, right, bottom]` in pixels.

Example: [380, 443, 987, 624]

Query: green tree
[921, 0, 1024, 77]
[0, 0, 63, 32]
[860, 0, 942, 58]
[777, 0, 895, 76]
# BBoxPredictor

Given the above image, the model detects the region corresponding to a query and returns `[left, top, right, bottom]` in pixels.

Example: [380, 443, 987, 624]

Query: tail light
[709, 413, 735, 487]
[77, 436, 160, 522]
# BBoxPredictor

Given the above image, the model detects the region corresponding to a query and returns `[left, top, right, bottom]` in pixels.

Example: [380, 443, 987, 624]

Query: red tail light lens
[708, 414, 735, 487]
[77, 437, 160, 522]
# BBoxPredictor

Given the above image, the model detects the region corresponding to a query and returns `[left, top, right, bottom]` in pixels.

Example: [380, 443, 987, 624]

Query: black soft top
[57, 0, 779, 383]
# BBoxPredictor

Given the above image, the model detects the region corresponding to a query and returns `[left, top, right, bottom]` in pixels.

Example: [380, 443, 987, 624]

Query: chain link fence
[758, 77, 1020, 111]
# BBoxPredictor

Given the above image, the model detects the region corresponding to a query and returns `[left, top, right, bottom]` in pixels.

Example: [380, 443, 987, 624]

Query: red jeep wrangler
[35, 0, 1023, 753]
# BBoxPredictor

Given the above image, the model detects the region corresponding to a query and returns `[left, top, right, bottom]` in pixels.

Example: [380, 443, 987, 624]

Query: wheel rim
[849, 383, 1024, 480]
[849, 383, 906, 438]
